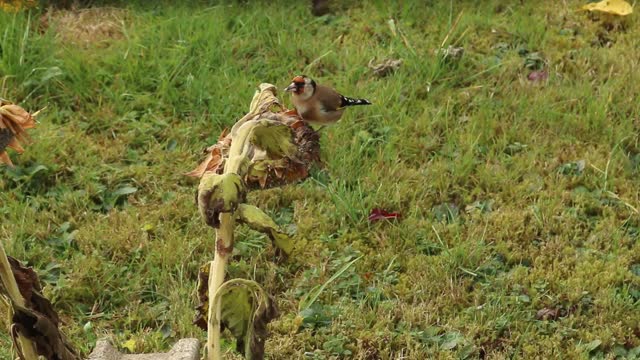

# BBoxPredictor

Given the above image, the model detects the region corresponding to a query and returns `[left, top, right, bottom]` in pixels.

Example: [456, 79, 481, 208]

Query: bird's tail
[340, 95, 372, 108]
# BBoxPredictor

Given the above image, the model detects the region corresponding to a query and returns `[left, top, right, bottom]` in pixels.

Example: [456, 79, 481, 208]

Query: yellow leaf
[582, 0, 633, 16]
[122, 338, 137, 352]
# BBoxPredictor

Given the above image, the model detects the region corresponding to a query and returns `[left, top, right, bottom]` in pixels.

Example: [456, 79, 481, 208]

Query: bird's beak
[284, 83, 297, 93]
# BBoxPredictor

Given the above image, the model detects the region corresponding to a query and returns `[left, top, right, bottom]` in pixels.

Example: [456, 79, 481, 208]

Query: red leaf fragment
[368, 208, 401, 222]
[527, 70, 548, 82]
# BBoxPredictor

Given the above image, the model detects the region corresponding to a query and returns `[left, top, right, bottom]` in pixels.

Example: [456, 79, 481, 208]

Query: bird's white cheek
[298, 92, 313, 101]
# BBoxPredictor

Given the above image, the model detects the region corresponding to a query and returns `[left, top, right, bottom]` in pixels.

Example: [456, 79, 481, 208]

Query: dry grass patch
[43, 7, 127, 47]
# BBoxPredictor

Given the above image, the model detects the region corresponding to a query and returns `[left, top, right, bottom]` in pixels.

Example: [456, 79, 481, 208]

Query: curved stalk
[207, 120, 259, 360]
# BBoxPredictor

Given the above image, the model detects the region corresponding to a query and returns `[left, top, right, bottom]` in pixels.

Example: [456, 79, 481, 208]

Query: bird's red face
[284, 75, 307, 94]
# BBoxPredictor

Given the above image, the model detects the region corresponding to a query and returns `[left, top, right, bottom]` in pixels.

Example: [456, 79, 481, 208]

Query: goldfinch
[284, 75, 371, 126]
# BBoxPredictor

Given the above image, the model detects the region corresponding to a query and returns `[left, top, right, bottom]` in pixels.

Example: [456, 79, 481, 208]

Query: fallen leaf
[504, 142, 528, 155]
[440, 331, 464, 350]
[536, 307, 560, 320]
[368, 208, 401, 222]
[582, 0, 633, 16]
[557, 160, 586, 176]
[437, 45, 464, 62]
[368, 58, 402, 77]
[465, 200, 494, 214]
[527, 70, 548, 82]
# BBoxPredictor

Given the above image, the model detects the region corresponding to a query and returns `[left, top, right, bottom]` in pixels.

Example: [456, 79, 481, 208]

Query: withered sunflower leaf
[236, 204, 293, 255]
[214, 279, 278, 360]
[197, 173, 246, 228]
[250, 120, 297, 158]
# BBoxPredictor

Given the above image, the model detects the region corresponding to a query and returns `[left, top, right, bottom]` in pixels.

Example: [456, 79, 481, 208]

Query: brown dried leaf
[0, 104, 36, 128]
[7, 257, 80, 360]
[185, 146, 224, 177]
[218, 127, 230, 140]
[246, 292, 277, 360]
[245, 158, 310, 190]
[536, 307, 560, 321]
[185, 128, 232, 178]
[368, 58, 403, 77]
[0, 152, 13, 166]
[0, 128, 14, 153]
[0, 102, 38, 167]
[193, 263, 209, 331]
[6, 257, 41, 307]
[7, 137, 25, 153]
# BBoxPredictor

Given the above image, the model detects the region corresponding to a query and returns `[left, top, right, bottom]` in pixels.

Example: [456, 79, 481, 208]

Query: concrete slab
[88, 338, 200, 360]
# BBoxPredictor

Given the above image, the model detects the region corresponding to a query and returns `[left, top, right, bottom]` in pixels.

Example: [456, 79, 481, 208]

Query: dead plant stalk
[207, 120, 254, 360]
[0, 241, 39, 360]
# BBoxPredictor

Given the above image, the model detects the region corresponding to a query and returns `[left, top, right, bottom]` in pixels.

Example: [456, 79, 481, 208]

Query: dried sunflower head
[187, 83, 321, 189]
[0, 101, 37, 166]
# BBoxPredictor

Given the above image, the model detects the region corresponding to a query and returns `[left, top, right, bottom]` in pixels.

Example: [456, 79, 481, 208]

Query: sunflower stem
[206, 104, 259, 360]
[207, 213, 235, 360]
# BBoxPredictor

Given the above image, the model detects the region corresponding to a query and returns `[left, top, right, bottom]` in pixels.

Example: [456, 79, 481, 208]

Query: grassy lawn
[1, 0, 640, 358]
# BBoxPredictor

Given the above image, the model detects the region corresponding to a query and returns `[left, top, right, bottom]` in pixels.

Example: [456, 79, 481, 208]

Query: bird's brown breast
[291, 84, 346, 124]
[292, 96, 316, 120]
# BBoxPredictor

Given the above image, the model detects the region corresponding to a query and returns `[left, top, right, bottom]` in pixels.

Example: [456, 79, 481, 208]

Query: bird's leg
[283, 108, 299, 117]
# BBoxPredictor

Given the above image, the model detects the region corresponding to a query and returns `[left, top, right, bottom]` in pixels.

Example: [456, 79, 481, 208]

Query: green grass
[1, 0, 640, 358]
